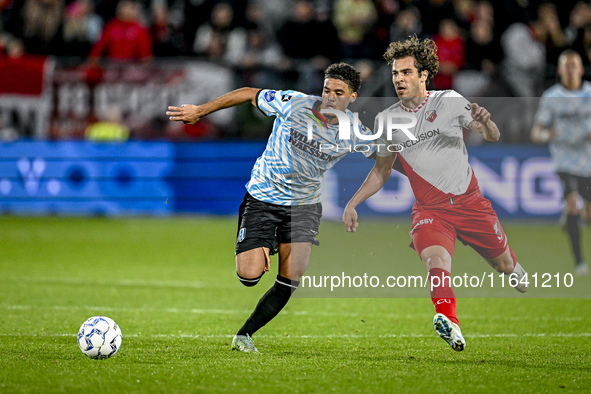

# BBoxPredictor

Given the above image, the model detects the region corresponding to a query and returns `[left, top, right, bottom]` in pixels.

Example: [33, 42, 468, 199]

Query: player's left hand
[470, 103, 490, 125]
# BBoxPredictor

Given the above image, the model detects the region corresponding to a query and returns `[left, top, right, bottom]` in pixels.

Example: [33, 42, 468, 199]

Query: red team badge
[425, 110, 437, 122]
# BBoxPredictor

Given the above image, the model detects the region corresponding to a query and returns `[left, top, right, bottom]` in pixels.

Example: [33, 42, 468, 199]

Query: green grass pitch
[1, 216, 590, 393]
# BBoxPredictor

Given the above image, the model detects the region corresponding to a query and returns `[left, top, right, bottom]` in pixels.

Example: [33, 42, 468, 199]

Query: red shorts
[409, 188, 508, 259]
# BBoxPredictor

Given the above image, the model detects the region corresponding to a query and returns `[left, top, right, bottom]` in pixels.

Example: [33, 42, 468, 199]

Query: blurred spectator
[4, 35, 25, 58]
[501, 19, 546, 96]
[473, 0, 494, 27]
[278, 1, 325, 60]
[494, 0, 537, 38]
[453, 0, 477, 32]
[85, 106, 129, 141]
[242, 0, 272, 39]
[465, 19, 502, 75]
[4, 0, 65, 55]
[89, 0, 152, 62]
[61, 0, 103, 58]
[315, 2, 342, 62]
[538, 2, 567, 65]
[432, 19, 465, 90]
[276, 0, 340, 91]
[366, 0, 397, 59]
[390, 6, 422, 43]
[221, 0, 249, 28]
[150, 2, 185, 56]
[455, 18, 502, 97]
[231, 28, 283, 86]
[0, 37, 48, 93]
[416, 0, 455, 37]
[248, 0, 291, 38]
[564, 2, 591, 59]
[333, 0, 377, 59]
[182, 0, 215, 54]
[582, 25, 591, 67]
[204, 31, 226, 60]
[193, 2, 246, 62]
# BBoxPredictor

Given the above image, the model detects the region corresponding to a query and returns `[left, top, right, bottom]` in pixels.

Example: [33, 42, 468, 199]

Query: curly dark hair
[383, 36, 439, 85]
[324, 62, 362, 93]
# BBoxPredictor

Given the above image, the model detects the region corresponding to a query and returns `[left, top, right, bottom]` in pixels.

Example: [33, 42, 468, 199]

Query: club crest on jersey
[425, 110, 437, 122]
[238, 228, 246, 242]
[264, 91, 276, 102]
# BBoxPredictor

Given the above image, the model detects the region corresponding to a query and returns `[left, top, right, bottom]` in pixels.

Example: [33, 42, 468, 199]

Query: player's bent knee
[424, 255, 449, 271]
[236, 272, 264, 287]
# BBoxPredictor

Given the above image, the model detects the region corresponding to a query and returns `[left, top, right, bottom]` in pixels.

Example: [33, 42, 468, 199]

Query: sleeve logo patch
[265, 91, 276, 102]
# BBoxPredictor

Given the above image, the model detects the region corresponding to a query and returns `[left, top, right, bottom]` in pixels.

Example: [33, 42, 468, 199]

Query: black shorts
[235, 193, 323, 256]
[558, 172, 591, 201]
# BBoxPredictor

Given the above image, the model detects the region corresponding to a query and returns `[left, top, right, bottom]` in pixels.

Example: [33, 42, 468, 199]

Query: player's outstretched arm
[342, 155, 396, 232]
[166, 87, 261, 124]
[468, 103, 500, 142]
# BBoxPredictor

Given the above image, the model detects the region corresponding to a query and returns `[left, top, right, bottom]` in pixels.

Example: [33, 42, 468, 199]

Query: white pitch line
[1, 304, 589, 321]
[0, 305, 421, 318]
[0, 277, 209, 289]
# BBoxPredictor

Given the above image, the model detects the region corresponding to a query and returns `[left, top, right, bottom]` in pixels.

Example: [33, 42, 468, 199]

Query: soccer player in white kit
[342, 36, 528, 351]
[531, 50, 591, 276]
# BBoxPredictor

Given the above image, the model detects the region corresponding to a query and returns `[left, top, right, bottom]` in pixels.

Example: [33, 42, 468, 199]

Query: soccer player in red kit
[342, 36, 528, 351]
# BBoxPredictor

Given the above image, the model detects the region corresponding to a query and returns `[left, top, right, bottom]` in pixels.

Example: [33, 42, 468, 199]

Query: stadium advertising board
[0, 142, 559, 219]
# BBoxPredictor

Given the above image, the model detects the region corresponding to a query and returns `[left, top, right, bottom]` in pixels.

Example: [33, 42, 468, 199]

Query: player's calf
[486, 247, 528, 292]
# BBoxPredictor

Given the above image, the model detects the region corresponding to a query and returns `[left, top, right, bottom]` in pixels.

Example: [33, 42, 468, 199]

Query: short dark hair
[324, 62, 362, 93]
[383, 36, 439, 85]
[558, 49, 581, 63]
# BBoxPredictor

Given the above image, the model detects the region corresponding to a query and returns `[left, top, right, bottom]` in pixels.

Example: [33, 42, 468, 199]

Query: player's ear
[349, 91, 358, 102]
[420, 70, 428, 83]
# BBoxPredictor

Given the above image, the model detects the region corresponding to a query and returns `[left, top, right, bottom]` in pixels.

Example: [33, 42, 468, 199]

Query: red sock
[428, 268, 458, 325]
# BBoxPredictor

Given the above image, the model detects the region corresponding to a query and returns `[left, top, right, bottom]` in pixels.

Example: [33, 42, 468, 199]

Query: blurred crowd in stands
[1, 0, 591, 141]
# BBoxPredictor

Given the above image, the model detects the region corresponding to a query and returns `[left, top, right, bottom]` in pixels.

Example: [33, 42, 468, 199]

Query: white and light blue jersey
[246, 89, 374, 205]
[534, 81, 591, 176]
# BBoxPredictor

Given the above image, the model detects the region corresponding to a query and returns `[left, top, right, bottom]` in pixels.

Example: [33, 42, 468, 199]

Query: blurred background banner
[0, 56, 54, 139]
[0, 0, 585, 219]
[0, 60, 236, 140]
[0, 141, 558, 218]
[321, 144, 559, 220]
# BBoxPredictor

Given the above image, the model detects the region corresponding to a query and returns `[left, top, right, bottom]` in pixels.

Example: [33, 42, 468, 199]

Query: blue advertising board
[0, 142, 560, 218]
[321, 144, 561, 220]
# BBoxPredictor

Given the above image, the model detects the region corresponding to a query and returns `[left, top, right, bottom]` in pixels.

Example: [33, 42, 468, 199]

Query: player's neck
[562, 80, 582, 91]
[401, 90, 429, 110]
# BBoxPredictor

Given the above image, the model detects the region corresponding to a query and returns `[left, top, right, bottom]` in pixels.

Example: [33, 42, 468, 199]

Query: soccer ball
[77, 316, 123, 359]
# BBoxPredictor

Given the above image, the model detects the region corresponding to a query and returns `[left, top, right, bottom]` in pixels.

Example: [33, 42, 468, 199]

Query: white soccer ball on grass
[77, 316, 122, 359]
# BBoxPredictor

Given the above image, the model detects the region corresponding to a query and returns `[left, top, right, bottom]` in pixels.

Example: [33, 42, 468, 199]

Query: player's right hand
[166, 104, 201, 124]
[342, 206, 359, 233]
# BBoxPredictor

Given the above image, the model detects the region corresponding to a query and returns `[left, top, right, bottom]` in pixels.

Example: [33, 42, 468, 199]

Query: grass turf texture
[1, 216, 589, 393]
